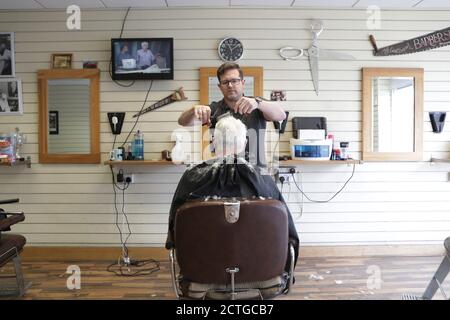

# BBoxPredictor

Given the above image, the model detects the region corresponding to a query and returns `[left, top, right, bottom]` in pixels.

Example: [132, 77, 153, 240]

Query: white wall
[0, 7, 449, 247]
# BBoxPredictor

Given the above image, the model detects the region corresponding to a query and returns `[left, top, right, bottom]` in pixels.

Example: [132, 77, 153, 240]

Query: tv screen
[111, 38, 173, 80]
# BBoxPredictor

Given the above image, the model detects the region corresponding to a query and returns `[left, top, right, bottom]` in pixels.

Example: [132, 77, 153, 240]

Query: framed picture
[49, 110, 59, 134]
[0, 78, 22, 115]
[0, 32, 15, 77]
[51, 53, 73, 69]
[270, 90, 286, 101]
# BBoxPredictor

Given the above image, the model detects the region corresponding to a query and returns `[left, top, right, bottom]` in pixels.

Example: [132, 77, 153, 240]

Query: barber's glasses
[219, 78, 242, 86]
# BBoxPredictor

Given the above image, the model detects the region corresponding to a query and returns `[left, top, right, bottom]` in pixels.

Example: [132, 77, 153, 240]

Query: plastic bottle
[133, 130, 144, 160]
[327, 134, 334, 160]
[340, 142, 349, 160]
[171, 134, 184, 163]
[334, 148, 341, 160]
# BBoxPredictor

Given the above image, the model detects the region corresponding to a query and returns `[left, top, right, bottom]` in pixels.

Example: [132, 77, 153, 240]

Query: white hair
[214, 116, 247, 157]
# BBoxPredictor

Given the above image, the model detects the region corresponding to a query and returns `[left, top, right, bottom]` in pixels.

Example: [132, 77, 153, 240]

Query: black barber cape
[165, 156, 299, 270]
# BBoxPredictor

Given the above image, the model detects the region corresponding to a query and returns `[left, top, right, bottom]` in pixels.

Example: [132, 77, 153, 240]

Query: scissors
[279, 20, 355, 95]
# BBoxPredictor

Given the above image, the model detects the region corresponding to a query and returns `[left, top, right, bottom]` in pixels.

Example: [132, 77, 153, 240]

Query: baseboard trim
[22, 247, 168, 262]
[21, 244, 446, 262]
[299, 245, 445, 258]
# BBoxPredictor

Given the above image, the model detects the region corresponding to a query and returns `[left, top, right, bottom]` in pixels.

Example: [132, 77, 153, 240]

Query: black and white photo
[49, 110, 59, 134]
[0, 78, 22, 114]
[270, 90, 286, 101]
[0, 32, 15, 77]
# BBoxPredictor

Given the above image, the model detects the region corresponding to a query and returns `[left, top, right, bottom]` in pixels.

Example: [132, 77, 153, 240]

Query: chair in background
[0, 198, 28, 297]
[169, 198, 295, 300]
[403, 237, 449, 300]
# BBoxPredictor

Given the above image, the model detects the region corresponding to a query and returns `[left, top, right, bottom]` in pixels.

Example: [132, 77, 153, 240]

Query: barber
[177, 62, 286, 166]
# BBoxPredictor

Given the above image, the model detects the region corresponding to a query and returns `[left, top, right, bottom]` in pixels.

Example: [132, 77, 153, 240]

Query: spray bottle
[133, 130, 144, 160]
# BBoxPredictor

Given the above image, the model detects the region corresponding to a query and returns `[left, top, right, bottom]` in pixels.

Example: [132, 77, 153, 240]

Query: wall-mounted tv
[111, 38, 173, 80]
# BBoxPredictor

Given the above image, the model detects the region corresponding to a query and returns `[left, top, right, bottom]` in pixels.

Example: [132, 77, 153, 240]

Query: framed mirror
[199, 66, 263, 160]
[38, 69, 100, 163]
[362, 68, 423, 161]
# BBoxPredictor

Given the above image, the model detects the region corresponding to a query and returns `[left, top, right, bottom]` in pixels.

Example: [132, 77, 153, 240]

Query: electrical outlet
[276, 166, 296, 184]
[276, 172, 291, 184]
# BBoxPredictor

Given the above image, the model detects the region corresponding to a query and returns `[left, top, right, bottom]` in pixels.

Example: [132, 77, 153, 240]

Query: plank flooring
[0, 255, 448, 300]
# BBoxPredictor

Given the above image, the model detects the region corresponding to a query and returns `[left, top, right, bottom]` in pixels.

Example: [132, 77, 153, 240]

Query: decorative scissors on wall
[279, 20, 356, 96]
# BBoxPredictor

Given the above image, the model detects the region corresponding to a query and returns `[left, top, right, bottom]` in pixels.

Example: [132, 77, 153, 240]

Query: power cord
[120, 80, 153, 148]
[109, 7, 135, 88]
[107, 6, 159, 277]
[107, 258, 160, 277]
[108, 166, 160, 277]
[280, 176, 284, 195]
[112, 134, 117, 151]
[110, 166, 131, 259]
[291, 163, 356, 203]
[297, 169, 303, 220]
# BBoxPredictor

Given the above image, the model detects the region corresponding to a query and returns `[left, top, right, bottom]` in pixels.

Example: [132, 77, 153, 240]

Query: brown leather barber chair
[0, 198, 28, 297]
[169, 199, 295, 300]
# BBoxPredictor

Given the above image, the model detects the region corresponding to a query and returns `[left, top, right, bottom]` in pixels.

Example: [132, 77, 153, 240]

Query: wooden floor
[1, 255, 448, 300]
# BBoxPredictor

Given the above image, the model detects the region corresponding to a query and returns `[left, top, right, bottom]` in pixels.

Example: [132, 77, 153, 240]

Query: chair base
[402, 293, 423, 300]
[0, 254, 30, 297]
[178, 275, 286, 300]
[403, 238, 449, 300]
[0, 282, 32, 297]
[169, 243, 296, 300]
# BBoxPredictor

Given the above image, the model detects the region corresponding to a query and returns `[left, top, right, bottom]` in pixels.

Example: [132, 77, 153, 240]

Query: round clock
[218, 37, 244, 62]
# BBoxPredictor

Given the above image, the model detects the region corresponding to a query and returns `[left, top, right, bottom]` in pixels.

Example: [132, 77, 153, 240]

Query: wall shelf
[279, 159, 363, 166]
[430, 158, 450, 163]
[0, 156, 32, 168]
[104, 160, 184, 166]
[106, 159, 363, 167]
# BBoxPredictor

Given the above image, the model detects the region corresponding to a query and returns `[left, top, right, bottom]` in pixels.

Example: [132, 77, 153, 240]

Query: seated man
[166, 116, 299, 272]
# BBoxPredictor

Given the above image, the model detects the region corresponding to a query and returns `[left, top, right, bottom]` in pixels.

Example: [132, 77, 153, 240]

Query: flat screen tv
[111, 38, 173, 80]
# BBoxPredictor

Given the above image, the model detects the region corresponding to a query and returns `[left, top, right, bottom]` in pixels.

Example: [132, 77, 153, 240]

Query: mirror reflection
[38, 68, 100, 164]
[47, 79, 91, 154]
[362, 68, 423, 162]
[372, 77, 414, 153]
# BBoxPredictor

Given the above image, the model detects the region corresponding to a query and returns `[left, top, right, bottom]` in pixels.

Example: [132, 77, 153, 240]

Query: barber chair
[0, 198, 28, 297]
[403, 237, 450, 300]
[169, 198, 295, 300]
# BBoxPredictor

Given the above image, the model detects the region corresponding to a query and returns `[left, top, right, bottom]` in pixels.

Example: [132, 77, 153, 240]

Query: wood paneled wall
[0, 7, 449, 247]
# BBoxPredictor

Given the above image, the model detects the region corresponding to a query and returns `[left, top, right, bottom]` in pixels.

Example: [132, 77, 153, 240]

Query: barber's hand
[234, 97, 258, 115]
[193, 105, 211, 125]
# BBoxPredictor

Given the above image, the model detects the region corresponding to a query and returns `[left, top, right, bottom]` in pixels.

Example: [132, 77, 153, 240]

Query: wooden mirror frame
[199, 66, 263, 160]
[362, 67, 423, 161]
[38, 69, 100, 163]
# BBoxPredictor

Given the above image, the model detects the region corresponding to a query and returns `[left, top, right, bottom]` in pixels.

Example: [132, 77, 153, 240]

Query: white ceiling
[0, 0, 449, 10]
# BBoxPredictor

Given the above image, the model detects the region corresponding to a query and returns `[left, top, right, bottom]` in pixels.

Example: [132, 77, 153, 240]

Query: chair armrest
[0, 212, 25, 231]
[0, 198, 19, 205]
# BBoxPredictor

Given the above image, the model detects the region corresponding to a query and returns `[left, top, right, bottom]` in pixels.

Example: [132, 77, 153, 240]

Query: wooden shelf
[106, 159, 362, 167]
[279, 159, 362, 166]
[104, 160, 184, 166]
[430, 158, 450, 163]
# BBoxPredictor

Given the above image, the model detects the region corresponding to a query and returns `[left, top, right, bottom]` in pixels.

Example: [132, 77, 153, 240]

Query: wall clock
[218, 37, 244, 62]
